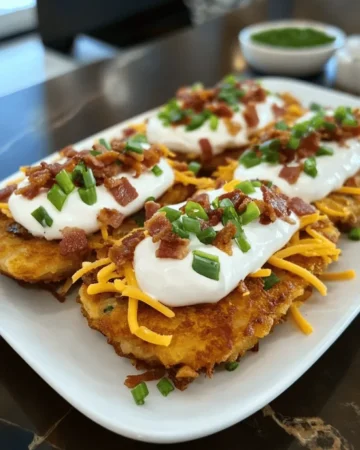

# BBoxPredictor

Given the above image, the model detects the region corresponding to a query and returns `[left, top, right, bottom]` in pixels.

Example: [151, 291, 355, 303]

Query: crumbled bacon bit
[109, 230, 145, 266]
[142, 146, 162, 168]
[15, 184, 40, 199]
[218, 189, 248, 210]
[144, 201, 160, 220]
[145, 213, 172, 243]
[213, 221, 237, 255]
[208, 103, 233, 118]
[243, 103, 259, 128]
[108, 177, 138, 206]
[207, 208, 223, 226]
[189, 192, 210, 211]
[272, 103, 285, 118]
[199, 138, 213, 161]
[260, 185, 290, 224]
[242, 82, 267, 104]
[60, 146, 77, 158]
[279, 165, 302, 185]
[124, 368, 166, 389]
[59, 227, 88, 256]
[171, 161, 189, 172]
[0, 184, 17, 201]
[288, 197, 316, 216]
[97, 208, 125, 229]
[224, 118, 242, 136]
[297, 133, 320, 159]
[122, 127, 137, 138]
[156, 233, 190, 259]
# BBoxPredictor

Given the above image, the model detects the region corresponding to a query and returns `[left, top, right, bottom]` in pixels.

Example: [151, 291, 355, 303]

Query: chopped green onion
[192, 250, 220, 281]
[99, 138, 111, 150]
[323, 121, 336, 131]
[196, 227, 216, 244]
[72, 162, 86, 184]
[186, 111, 210, 131]
[220, 199, 238, 225]
[218, 85, 245, 107]
[263, 272, 280, 290]
[334, 106, 348, 121]
[236, 180, 255, 195]
[212, 197, 220, 209]
[47, 184, 67, 211]
[267, 181, 273, 188]
[225, 361, 239, 371]
[151, 165, 163, 177]
[222, 74, 237, 85]
[191, 82, 204, 91]
[316, 146, 334, 157]
[292, 121, 310, 138]
[258, 139, 280, 163]
[188, 161, 201, 175]
[251, 180, 262, 187]
[83, 168, 96, 189]
[303, 156, 318, 178]
[310, 102, 324, 114]
[31, 206, 53, 227]
[145, 196, 156, 202]
[55, 169, 75, 195]
[287, 135, 301, 150]
[219, 198, 234, 208]
[185, 201, 209, 220]
[158, 99, 188, 126]
[310, 114, 325, 130]
[131, 382, 149, 406]
[159, 206, 181, 222]
[125, 134, 148, 154]
[209, 115, 219, 131]
[90, 150, 102, 156]
[132, 211, 145, 227]
[103, 305, 114, 313]
[157, 378, 174, 397]
[342, 115, 358, 127]
[348, 227, 360, 241]
[239, 201, 260, 225]
[78, 186, 97, 205]
[230, 219, 251, 253]
[182, 216, 201, 234]
[239, 151, 261, 168]
[172, 219, 190, 238]
[275, 120, 289, 130]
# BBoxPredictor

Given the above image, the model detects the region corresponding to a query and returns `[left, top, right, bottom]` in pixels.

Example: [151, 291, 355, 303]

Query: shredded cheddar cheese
[0, 203, 9, 209]
[121, 286, 175, 318]
[57, 277, 73, 296]
[212, 159, 238, 182]
[249, 269, 271, 278]
[97, 262, 117, 283]
[87, 282, 120, 295]
[72, 258, 111, 283]
[320, 270, 356, 281]
[157, 143, 175, 158]
[129, 122, 146, 134]
[334, 186, 360, 196]
[305, 226, 336, 247]
[223, 179, 241, 192]
[173, 169, 215, 189]
[274, 243, 339, 260]
[299, 212, 321, 228]
[315, 202, 348, 218]
[100, 225, 109, 241]
[290, 303, 313, 335]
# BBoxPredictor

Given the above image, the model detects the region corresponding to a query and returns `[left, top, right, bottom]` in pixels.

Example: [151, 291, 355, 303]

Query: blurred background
[0, 0, 358, 98]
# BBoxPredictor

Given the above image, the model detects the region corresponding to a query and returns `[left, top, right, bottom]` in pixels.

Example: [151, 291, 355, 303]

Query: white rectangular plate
[1, 78, 359, 443]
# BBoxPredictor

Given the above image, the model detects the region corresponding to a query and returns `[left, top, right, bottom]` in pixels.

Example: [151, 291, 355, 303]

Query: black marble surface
[0, 3, 359, 450]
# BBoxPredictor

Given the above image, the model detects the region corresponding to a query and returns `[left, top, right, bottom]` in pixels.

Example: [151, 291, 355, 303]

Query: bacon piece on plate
[0, 184, 17, 201]
[145, 213, 172, 243]
[288, 197, 316, 216]
[260, 185, 290, 223]
[145, 201, 160, 220]
[156, 233, 190, 259]
[124, 368, 166, 388]
[108, 177, 138, 206]
[59, 227, 88, 256]
[199, 138, 213, 161]
[272, 103, 285, 118]
[243, 103, 259, 128]
[109, 230, 145, 266]
[279, 165, 302, 185]
[213, 221, 237, 255]
[97, 208, 125, 229]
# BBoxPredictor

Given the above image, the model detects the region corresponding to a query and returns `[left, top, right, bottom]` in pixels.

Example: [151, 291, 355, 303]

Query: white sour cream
[147, 96, 284, 156]
[134, 188, 299, 307]
[8, 158, 174, 240]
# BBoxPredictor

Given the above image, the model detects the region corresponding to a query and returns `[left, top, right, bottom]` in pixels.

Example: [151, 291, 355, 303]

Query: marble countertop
[0, 3, 359, 449]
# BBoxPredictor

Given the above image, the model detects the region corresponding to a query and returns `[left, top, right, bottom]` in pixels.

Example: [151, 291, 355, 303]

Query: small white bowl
[335, 35, 360, 94]
[239, 20, 346, 76]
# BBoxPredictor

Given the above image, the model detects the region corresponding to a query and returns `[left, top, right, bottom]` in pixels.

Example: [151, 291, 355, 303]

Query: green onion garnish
[156, 378, 175, 397]
[310, 114, 325, 130]
[103, 305, 114, 313]
[275, 120, 289, 130]
[342, 115, 358, 127]
[212, 197, 220, 209]
[83, 168, 96, 189]
[146, 196, 156, 202]
[303, 156, 318, 178]
[152, 165, 163, 177]
[258, 139, 280, 164]
[55, 170, 75, 194]
[323, 121, 336, 131]
[159, 206, 181, 222]
[182, 216, 201, 234]
[188, 161, 201, 175]
[192, 250, 220, 281]
[218, 85, 245, 108]
[90, 150, 102, 156]
[209, 115, 219, 131]
[239, 151, 261, 168]
[225, 361, 239, 371]
[316, 146, 334, 157]
[287, 135, 300, 150]
[191, 82, 204, 91]
[131, 382, 149, 406]
[230, 219, 251, 253]
[292, 121, 310, 138]
[240, 201, 261, 225]
[125, 134, 148, 154]
[158, 99, 188, 126]
[132, 211, 145, 227]
[310, 102, 324, 114]
[186, 111, 210, 131]
[78, 186, 97, 205]
[185, 201, 209, 220]
[348, 227, 360, 241]
[31, 206, 53, 227]
[236, 180, 255, 195]
[172, 219, 190, 238]
[251, 180, 262, 187]
[334, 106, 348, 121]
[72, 162, 86, 183]
[263, 272, 280, 290]
[47, 184, 67, 211]
[196, 227, 216, 244]
[99, 138, 111, 150]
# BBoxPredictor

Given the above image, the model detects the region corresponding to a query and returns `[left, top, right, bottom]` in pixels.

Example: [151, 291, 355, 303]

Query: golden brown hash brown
[0, 184, 195, 284]
[78, 218, 339, 387]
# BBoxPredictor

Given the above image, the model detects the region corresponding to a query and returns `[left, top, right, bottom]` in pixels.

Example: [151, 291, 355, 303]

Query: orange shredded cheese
[57, 277, 73, 296]
[0, 203, 9, 209]
[223, 179, 241, 192]
[299, 212, 321, 228]
[305, 226, 336, 247]
[173, 169, 215, 189]
[97, 262, 117, 283]
[212, 160, 238, 181]
[249, 269, 271, 278]
[334, 186, 360, 196]
[72, 258, 111, 283]
[290, 303, 313, 335]
[320, 270, 356, 281]
[157, 143, 175, 158]
[129, 122, 146, 134]
[314, 202, 348, 217]
[100, 225, 109, 241]
[87, 282, 120, 295]
[274, 243, 339, 259]
[121, 286, 174, 318]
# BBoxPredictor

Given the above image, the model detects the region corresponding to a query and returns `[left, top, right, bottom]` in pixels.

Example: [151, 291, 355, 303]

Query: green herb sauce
[251, 27, 335, 48]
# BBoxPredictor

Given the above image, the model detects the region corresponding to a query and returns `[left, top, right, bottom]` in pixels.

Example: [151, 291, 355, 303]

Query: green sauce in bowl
[251, 27, 336, 48]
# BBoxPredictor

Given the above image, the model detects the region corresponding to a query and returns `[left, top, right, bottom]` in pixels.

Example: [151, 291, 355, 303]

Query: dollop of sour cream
[234, 111, 360, 203]
[147, 96, 284, 156]
[8, 158, 174, 240]
[134, 188, 299, 307]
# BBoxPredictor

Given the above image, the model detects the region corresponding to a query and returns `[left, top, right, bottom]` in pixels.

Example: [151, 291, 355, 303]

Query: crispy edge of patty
[78, 220, 339, 381]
